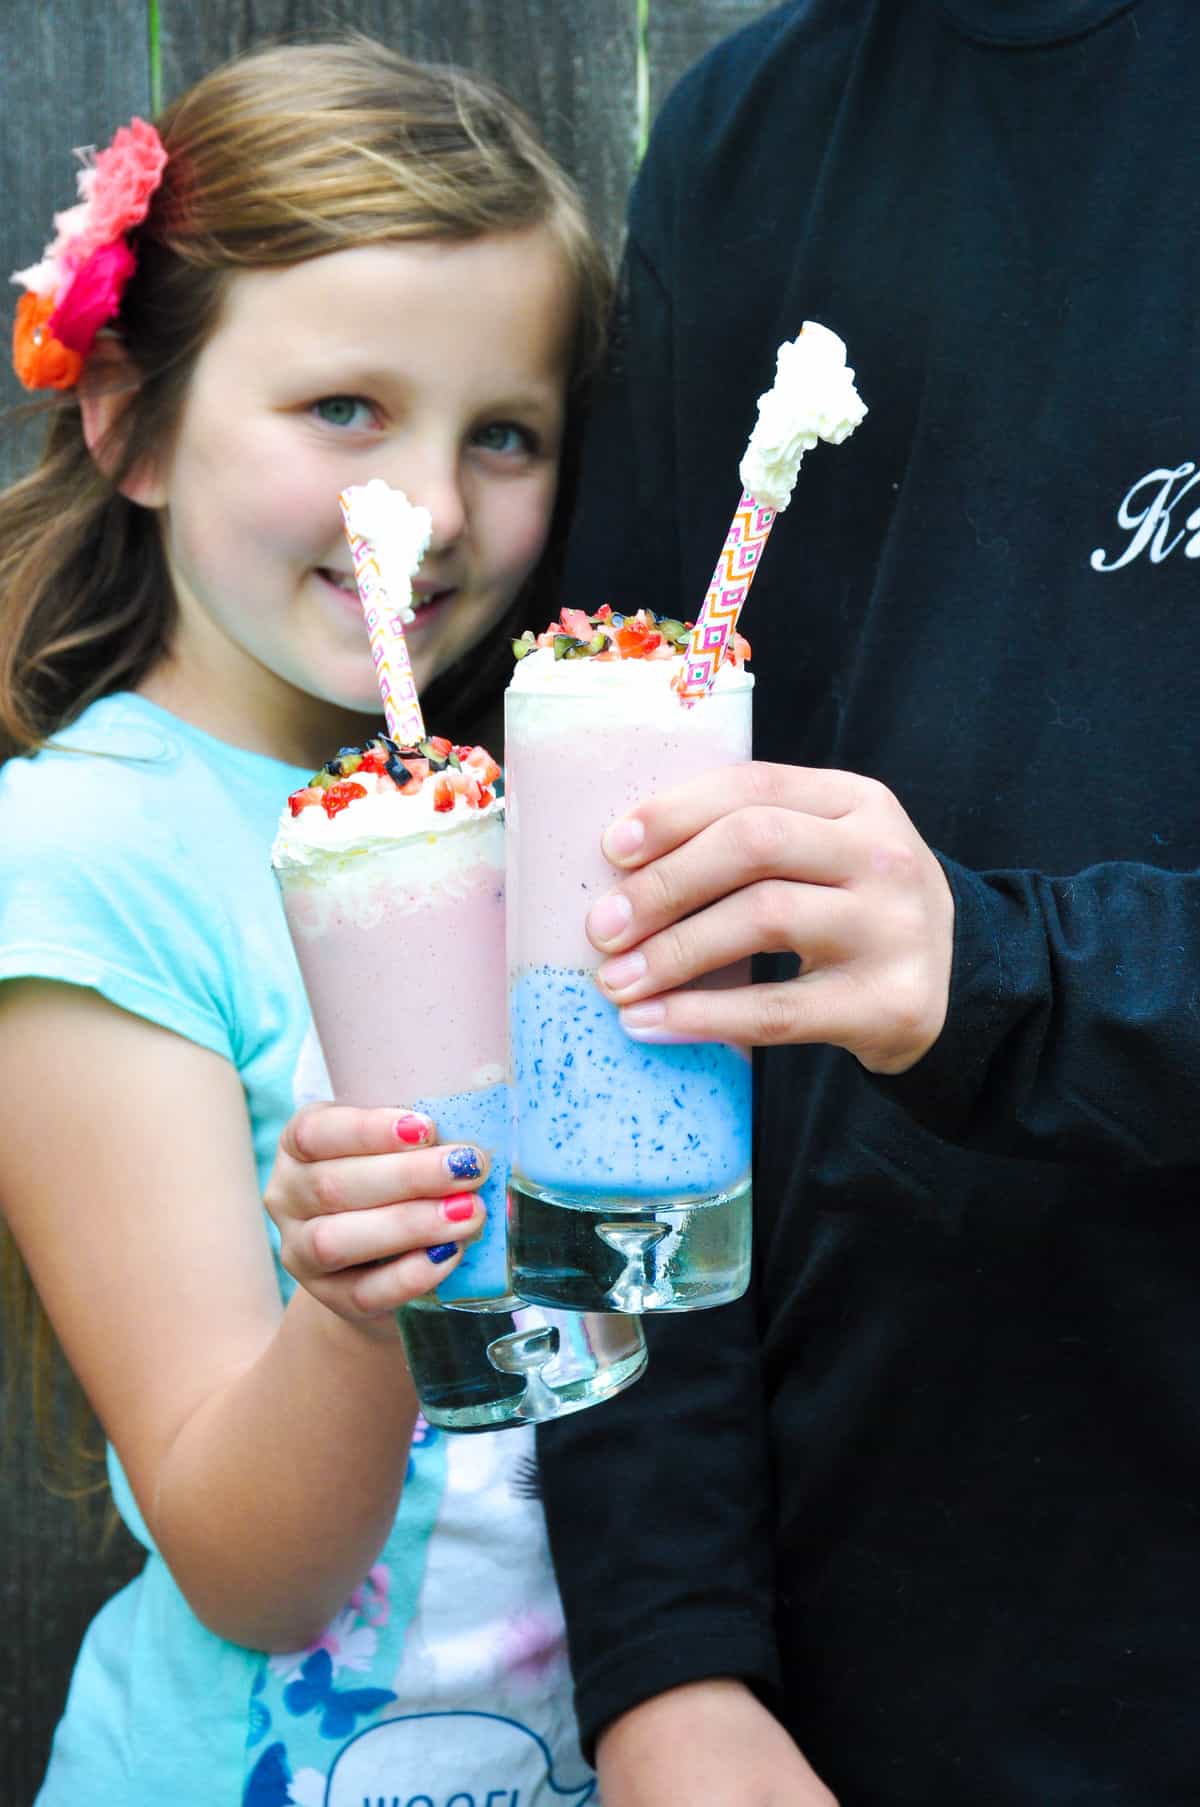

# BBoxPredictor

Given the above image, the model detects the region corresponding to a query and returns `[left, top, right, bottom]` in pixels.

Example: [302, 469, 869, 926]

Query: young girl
[0, 41, 609, 1806]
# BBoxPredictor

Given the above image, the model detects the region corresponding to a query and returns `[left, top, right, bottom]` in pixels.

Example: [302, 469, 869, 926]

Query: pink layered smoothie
[505, 609, 754, 1203]
[272, 734, 508, 1303]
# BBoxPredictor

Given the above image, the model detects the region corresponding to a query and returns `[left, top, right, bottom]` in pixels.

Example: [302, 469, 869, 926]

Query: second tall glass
[506, 645, 754, 1312]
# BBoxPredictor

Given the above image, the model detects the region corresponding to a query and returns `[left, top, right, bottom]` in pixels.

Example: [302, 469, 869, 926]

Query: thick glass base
[507, 1176, 752, 1313]
[398, 1291, 647, 1432]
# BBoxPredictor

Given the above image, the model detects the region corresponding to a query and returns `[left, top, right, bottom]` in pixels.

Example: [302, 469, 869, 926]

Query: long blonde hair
[0, 37, 611, 1496]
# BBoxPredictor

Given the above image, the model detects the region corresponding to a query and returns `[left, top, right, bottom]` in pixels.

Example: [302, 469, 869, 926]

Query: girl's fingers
[343, 1243, 468, 1318]
[301, 1195, 485, 1279]
[599, 763, 870, 870]
[281, 1141, 490, 1220]
[281, 1101, 440, 1163]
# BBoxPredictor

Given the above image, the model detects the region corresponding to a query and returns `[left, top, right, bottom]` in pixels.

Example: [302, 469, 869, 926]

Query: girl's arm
[0, 978, 483, 1652]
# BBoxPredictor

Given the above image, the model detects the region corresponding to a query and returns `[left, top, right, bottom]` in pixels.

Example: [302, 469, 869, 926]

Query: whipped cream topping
[272, 771, 503, 871]
[506, 645, 752, 741]
[738, 321, 867, 511]
[339, 478, 432, 625]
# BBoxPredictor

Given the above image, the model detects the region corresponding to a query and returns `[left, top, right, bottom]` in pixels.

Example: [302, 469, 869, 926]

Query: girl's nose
[396, 455, 466, 554]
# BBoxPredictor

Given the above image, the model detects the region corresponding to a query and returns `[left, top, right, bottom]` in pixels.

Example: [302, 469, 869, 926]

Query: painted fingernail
[442, 1192, 478, 1223]
[426, 1242, 458, 1265]
[603, 817, 645, 862]
[587, 892, 633, 946]
[394, 1112, 432, 1146]
[446, 1145, 482, 1180]
[598, 950, 647, 994]
[619, 1001, 685, 1044]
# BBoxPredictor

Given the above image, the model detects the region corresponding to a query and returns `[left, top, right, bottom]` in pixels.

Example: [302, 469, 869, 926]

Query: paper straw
[677, 493, 776, 702]
[677, 322, 867, 705]
[338, 479, 432, 745]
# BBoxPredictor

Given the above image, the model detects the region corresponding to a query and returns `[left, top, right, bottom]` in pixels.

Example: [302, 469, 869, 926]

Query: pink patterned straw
[677, 321, 868, 705]
[338, 479, 432, 744]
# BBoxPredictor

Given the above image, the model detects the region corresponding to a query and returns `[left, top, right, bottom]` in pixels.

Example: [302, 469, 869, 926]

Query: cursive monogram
[1091, 462, 1200, 571]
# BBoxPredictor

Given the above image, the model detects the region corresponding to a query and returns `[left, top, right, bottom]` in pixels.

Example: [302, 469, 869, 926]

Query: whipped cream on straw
[677, 321, 867, 704]
[339, 478, 432, 743]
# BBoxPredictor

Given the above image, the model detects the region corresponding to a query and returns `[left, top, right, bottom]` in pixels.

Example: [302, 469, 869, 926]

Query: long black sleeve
[537, 1285, 780, 1757]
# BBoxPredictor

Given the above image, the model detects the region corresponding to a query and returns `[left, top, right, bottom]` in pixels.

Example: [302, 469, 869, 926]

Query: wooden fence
[0, 0, 775, 1796]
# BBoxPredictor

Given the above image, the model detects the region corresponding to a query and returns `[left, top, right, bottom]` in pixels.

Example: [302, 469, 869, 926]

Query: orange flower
[12, 291, 83, 391]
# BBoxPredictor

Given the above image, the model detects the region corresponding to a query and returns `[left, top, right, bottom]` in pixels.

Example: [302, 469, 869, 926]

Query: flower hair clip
[11, 116, 167, 392]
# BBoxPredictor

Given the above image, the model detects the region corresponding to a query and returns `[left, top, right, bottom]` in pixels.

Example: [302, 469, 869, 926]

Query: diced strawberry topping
[461, 745, 502, 787]
[428, 735, 453, 758]
[288, 785, 323, 816]
[357, 745, 390, 775]
[432, 775, 456, 812]
[559, 606, 594, 641]
[323, 779, 368, 818]
[615, 618, 662, 658]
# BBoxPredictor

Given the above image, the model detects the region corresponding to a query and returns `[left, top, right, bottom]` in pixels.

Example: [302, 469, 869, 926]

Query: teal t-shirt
[1, 694, 593, 1807]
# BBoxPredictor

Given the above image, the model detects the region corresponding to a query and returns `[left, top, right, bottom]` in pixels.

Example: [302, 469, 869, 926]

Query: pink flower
[49, 238, 135, 354]
[77, 118, 167, 257]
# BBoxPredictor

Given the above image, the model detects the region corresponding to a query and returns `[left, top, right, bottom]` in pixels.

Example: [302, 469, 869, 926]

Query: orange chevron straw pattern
[677, 491, 775, 704]
[339, 493, 426, 746]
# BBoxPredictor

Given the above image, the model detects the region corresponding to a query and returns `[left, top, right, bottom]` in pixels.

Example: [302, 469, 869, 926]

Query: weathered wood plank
[647, 0, 780, 124]
[0, 26, 151, 1799]
[158, 0, 639, 256]
[0, 1, 153, 486]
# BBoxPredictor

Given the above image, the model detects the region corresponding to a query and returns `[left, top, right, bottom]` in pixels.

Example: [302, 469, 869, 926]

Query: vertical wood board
[647, 0, 781, 124]
[158, 0, 639, 255]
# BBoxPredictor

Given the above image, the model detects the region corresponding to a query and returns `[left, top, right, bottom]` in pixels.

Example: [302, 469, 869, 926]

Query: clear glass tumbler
[505, 662, 754, 1312]
[275, 799, 646, 1427]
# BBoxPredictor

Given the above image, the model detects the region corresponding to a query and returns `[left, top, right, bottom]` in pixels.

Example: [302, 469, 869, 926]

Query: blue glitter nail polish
[427, 1242, 458, 1265]
[446, 1146, 482, 1180]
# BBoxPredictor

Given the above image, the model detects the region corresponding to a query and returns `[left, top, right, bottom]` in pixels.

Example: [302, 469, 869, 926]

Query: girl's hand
[587, 762, 954, 1075]
[264, 1103, 488, 1330]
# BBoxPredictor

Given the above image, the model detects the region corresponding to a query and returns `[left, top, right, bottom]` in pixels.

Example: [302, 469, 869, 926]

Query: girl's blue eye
[313, 396, 372, 429]
[474, 421, 536, 457]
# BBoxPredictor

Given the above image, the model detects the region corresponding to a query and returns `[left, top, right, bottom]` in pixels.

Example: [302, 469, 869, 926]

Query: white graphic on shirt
[291, 1710, 595, 1805]
[1091, 462, 1200, 571]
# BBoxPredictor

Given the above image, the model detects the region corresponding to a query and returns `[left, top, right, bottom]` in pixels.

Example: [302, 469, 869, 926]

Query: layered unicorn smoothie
[273, 732, 508, 1306]
[273, 730, 647, 1424]
[505, 609, 754, 1311]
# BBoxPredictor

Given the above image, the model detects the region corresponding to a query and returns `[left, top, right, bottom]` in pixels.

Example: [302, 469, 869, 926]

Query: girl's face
[144, 229, 574, 764]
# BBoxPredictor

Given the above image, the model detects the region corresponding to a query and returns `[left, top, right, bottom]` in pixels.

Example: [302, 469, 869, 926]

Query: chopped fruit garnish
[461, 745, 502, 787]
[289, 736, 502, 819]
[513, 605, 748, 668]
[323, 779, 368, 818]
[559, 606, 594, 641]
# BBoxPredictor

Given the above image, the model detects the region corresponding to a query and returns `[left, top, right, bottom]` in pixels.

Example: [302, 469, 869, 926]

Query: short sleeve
[0, 742, 237, 1060]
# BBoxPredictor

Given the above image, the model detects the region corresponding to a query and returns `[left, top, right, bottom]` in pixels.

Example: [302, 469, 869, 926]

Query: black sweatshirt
[537, 2, 1200, 1801]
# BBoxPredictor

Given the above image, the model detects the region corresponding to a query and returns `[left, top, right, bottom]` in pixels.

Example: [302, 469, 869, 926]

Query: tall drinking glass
[506, 649, 754, 1312]
[272, 737, 646, 1427]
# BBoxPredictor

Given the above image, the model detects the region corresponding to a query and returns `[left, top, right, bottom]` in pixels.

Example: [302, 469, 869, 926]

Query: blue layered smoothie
[511, 965, 750, 1202]
[412, 1080, 509, 1304]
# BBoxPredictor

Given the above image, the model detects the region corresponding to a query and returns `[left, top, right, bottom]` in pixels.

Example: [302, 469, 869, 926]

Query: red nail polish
[442, 1193, 478, 1223]
[395, 1113, 429, 1145]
